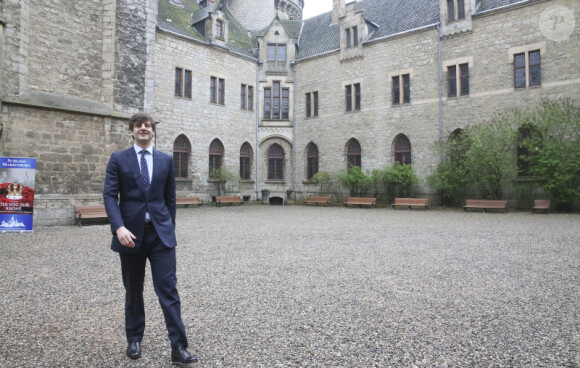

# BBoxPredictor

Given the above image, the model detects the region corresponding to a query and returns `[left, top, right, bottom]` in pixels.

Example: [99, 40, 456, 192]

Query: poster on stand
[0, 157, 36, 232]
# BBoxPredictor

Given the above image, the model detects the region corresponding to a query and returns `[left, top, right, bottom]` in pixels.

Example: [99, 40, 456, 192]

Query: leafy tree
[519, 99, 580, 211]
[382, 163, 420, 202]
[426, 161, 469, 206]
[311, 171, 343, 200]
[463, 116, 518, 199]
[427, 130, 470, 206]
[338, 166, 370, 197]
[209, 167, 242, 196]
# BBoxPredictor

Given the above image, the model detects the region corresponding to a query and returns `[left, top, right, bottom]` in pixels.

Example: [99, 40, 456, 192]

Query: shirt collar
[133, 144, 153, 155]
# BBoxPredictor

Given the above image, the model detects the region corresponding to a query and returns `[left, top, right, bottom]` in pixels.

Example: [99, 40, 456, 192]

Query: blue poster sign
[0, 157, 36, 232]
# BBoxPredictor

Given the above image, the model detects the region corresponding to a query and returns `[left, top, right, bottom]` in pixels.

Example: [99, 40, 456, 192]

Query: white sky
[302, 0, 333, 19]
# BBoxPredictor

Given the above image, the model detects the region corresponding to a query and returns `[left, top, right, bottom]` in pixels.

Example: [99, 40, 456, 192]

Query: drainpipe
[256, 60, 263, 200]
[290, 60, 296, 195]
[437, 23, 443, 163]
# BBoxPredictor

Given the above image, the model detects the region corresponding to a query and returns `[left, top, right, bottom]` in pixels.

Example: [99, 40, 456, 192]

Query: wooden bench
[216, 196, 243, 207]
[391, 198, 430, 210]
[345, 197, 376, 207]
[463, 199, 508, 213]
[532, 199, 550, 214]
[75, 205, 108, 227]
[303, 196, 331, 206]
[176, 196, 203, 207]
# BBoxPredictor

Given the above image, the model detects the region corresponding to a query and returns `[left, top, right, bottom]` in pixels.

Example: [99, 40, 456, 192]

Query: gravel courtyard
[1, 206, 579, 367]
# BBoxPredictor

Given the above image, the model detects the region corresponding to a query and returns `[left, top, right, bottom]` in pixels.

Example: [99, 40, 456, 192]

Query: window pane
[353, 26, 358, 47]
[248, 86, 254, 110]
[175, 68, 183, 96]
[354, 83, 361, 110]
[218, 79, 225, 104]
[459, 64, 469, 95]
[282, 89, 289, 119]
[210, 77, 216, 103]
[268, 45, 276, 61]
[264, 88, 271, 119]
[216, 20, 223, 38]
[345, 85, 352, 111]
[457, 0, 465, 19]
[306, 93, 311, 117]
[515, 68, 526, 88]
[241, 84, 246, 109]
[448, 66, 457, 97]
[514, 53, 525, 68]
[273, 82, 280, 119]
[277, 45, 286, 62]
[529, 51, 541, 86]
[403, 74, 410, 104]
[313, 91, 319, 116]
[346, 28, 351, 48]
[184, 70, 192, 98]
[447, 0, 455, 21]
[392, 76, 400, 105]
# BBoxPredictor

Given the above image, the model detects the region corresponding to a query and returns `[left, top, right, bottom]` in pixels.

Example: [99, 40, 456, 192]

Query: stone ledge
[2, 92, 133, 120]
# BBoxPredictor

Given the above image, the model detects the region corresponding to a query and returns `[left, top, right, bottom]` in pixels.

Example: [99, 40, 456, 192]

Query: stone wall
[154, 32, 259, 200]
[293, 0, 580, 198]
[0, 0, 157, 225]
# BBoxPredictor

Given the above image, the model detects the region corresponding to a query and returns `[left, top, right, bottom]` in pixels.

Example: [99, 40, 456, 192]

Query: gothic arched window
[394, 134, 411, 165]
[173, 135, 191, 179]
[347, 139, 361, 169]
[306, 143, 319, 180]
[209, 139, 224, 177]
[268, 144, 284, 181]
[240, 143, 252, 180]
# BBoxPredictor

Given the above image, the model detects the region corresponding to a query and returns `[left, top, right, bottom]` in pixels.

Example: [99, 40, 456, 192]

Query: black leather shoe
[126, 341, 141, 360]
[171, 346, 198, 365]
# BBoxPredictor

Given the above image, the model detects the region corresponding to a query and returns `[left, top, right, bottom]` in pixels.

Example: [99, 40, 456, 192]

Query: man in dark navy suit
[103, 112, 197, 365]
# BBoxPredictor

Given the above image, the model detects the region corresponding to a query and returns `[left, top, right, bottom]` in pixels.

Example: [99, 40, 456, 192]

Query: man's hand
[116, 226, 137, 248]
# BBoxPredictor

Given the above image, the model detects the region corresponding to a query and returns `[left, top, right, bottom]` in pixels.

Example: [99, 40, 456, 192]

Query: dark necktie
[139, 150, 151, 195]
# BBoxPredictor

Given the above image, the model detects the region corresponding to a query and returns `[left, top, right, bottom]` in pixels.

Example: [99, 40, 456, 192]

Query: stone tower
[225, 0, 303, 31]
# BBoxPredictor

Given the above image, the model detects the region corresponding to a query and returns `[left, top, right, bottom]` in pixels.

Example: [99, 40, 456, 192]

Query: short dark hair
[129, 112, 156, 132]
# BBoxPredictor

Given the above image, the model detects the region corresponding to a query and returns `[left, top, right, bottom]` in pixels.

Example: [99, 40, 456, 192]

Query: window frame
[210, 76, 225, 105]
[267, 44, 286, 63]
[267, 144, 284, 181]
[264, 82, 289, 120]
[347, 140, 362, 169]
[209, 139, 224, 178]
[175, 68, 192, 98]
[216, 19, 224, 40]
[392, 74, 410, 105]
[173, 135, 190, 180]
[513, 49, 541, 89]
[240, 143, 252, 180]
[307, 144, 319, 180]
[241, 84, 247, 109]
[394, 135, 412, 165]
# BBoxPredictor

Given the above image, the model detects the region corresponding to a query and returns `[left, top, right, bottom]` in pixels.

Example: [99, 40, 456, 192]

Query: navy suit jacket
[103, 147, 177, 253]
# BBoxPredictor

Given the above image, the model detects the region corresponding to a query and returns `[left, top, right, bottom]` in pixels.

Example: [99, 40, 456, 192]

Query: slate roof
[297, 0, 440, 60]
[156, 0, 532, 62]
[477, 0, 530, 13]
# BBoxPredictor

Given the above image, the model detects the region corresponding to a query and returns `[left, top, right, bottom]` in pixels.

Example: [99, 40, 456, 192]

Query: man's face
[131, 121, 155, 147]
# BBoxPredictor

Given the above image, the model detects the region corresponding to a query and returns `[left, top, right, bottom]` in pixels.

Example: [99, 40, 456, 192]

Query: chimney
[332, 0, 345, 25]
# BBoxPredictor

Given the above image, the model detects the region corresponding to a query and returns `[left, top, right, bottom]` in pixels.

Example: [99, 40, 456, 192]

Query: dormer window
[216, 19, 224, 39]
[447, 0, 465, 22]
[345, 26, 358, 48]
[267, 44, 286, 63]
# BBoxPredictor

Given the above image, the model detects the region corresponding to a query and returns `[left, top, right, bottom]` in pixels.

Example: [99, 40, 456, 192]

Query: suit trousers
[119, 225, 188, 349]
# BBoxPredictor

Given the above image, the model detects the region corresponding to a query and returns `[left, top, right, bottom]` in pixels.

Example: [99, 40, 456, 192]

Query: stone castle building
[0, 0, 578, 225]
